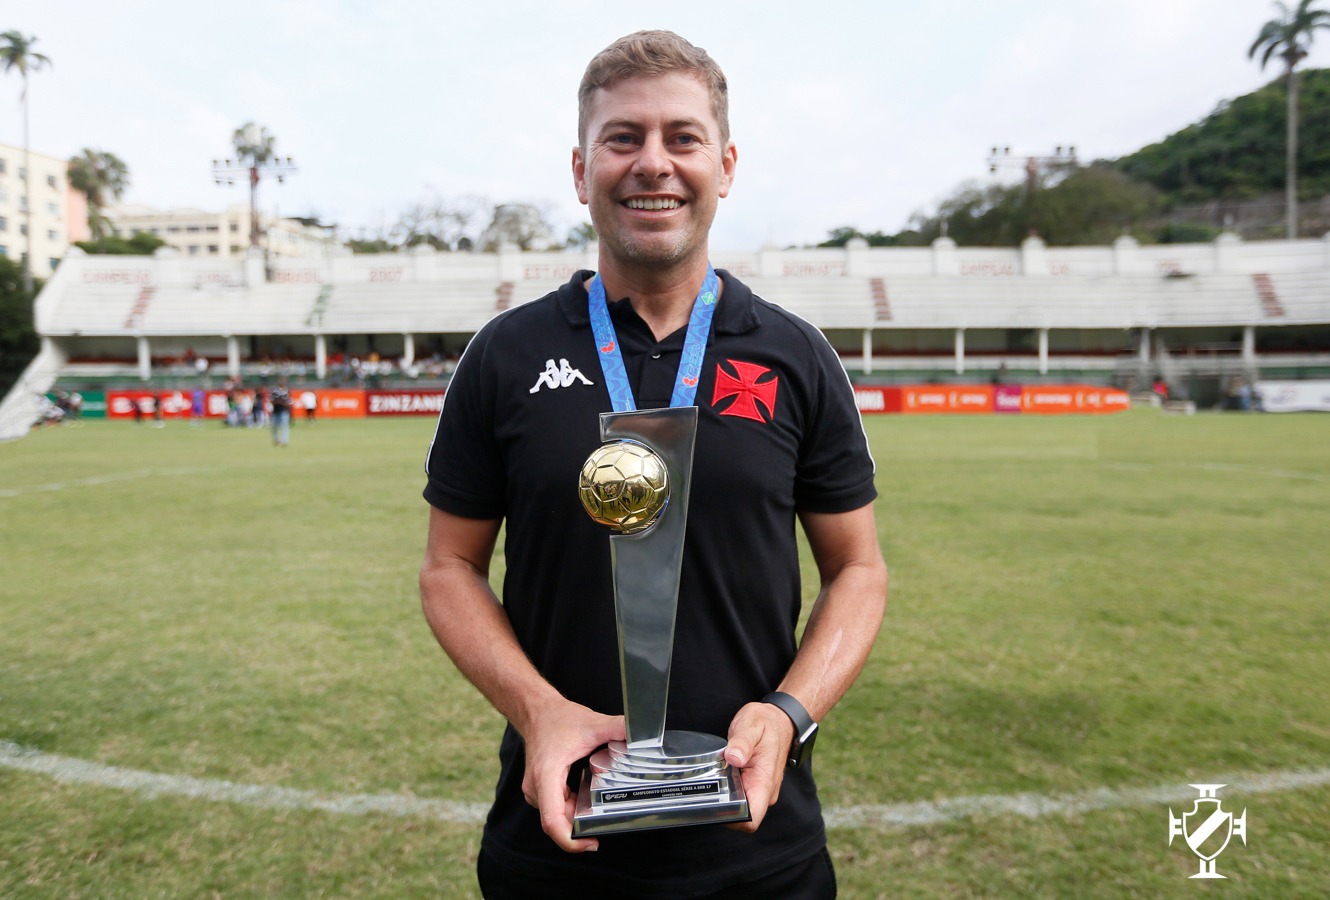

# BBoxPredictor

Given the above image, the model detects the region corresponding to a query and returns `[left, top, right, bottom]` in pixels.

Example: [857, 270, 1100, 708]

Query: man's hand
[722, 701, 795, 832]
[519, 699, 626, 853]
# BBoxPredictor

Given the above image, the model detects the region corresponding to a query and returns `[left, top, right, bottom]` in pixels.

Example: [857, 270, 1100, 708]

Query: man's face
[573, 72, 736, 274]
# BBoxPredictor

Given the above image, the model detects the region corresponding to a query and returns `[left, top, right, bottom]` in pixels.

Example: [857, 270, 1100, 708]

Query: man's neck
[594, 256, 715, 341]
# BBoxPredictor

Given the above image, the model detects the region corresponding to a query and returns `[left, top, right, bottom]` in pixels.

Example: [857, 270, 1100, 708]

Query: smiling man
[420, 31, 887, 898]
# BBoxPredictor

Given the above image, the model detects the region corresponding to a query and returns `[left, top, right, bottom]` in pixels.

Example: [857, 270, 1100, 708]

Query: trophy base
[571, 731, 751, 837]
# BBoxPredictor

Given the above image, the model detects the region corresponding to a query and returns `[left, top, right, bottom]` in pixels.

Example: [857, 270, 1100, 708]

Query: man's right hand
[518, 699, 626, 853]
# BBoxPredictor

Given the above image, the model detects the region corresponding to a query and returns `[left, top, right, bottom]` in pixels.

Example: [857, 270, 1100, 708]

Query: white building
[105, 204, 337, 259]
[0, 142, 80, 276]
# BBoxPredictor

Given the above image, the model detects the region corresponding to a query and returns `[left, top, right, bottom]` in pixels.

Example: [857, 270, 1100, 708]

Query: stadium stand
[2, 233, 1327, 438]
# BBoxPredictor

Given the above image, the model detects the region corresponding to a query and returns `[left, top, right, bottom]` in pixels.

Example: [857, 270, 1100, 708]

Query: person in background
[270, 380, 292, 447]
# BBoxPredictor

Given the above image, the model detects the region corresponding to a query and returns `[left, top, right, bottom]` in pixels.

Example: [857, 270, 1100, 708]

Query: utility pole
[211, 125, 297, 254]
[987, 145, 1079, 199]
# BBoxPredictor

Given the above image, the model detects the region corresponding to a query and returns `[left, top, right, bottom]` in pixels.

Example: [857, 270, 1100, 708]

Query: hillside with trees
[824, 68, 1330, 247]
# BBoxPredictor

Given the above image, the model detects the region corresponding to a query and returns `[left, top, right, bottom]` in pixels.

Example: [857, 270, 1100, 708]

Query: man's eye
[674, 135, 697, 145]
[609, 134, 636, 145]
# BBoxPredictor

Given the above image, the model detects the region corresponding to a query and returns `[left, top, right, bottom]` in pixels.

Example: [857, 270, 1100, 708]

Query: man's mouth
[624, 198, 682, 210]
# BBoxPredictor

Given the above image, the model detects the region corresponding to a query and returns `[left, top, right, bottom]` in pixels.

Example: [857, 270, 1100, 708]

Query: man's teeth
[626, 198, 680, 210]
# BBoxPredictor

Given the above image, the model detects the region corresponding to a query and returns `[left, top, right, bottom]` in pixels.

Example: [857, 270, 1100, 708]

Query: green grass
[2, 411, 1328, 897]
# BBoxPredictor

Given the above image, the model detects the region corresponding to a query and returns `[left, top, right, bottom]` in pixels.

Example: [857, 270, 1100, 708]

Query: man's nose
[632, 132, 672, 178]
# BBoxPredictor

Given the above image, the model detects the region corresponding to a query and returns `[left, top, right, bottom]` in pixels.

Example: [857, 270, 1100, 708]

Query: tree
[67, 149, 130, 240]
[390, 192, 487, 251]
[1249, 0, 1330, 238]
[565, 222, 598, 250]
[231, 120, 280, 248]
[74, 231, 166, 255]
[0, 254, 40, 396]
[0, 30, 52, 293]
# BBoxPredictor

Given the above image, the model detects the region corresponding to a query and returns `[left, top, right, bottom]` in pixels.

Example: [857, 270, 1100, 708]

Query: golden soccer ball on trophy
[578, 440, 670, 533]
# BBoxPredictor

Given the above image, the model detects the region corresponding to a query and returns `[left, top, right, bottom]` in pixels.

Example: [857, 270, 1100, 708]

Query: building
[105, 204, 338, 259]
[0, 142, 78, 276]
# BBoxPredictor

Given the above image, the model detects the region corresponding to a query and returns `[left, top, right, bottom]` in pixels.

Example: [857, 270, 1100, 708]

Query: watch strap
[761, 691, 818, 768]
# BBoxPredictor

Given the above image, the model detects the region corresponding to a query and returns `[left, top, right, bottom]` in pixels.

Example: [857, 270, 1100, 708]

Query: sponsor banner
[1256, 380, 1330, 413]
[1020, 385, 1130, 415]
[366, 389, 447, 416]
[853, 387, 901, 414]
[994, 384, 1023, 414]
[107, 389, 196, 419]
[848, 384, 1129, 416]
[901, 385, 994, 414]
[315, 389, 366, 418]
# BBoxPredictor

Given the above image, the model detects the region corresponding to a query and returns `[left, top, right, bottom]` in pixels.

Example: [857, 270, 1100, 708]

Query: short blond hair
[578, 30, 730, 147]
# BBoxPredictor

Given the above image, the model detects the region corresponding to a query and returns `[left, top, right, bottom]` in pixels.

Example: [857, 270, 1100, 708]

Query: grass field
[2, 410, 1328, 897]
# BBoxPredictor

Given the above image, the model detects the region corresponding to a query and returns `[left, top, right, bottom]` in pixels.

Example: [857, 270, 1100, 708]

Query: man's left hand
[722, 701, 795, 832]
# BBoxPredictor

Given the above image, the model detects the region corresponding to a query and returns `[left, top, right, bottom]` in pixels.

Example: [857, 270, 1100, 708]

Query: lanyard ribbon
[587, 267, 720, 412]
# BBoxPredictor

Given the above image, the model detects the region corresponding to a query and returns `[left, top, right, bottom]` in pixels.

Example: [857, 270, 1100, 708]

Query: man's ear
[572, 146, 589, 206]
[718, 141, 737, 199]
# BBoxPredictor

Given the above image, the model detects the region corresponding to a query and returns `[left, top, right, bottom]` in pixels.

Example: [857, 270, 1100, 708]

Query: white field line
[1102, 461, 1330, 483]
[3, 740, 1327, 829]
[0, 467, 206, 499]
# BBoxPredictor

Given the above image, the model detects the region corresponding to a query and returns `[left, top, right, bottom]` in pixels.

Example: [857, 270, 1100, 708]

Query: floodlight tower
[987, 145, 1079, 198]
[212, 122, 297, 251]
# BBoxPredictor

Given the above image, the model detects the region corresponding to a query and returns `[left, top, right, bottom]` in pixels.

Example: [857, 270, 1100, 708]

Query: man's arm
[723, 502, 888, 830]
[419, 505, 625, 853]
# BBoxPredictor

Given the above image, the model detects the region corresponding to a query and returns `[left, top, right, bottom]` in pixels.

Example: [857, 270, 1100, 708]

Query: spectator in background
[301, 390, 317, 424]
[270, 380, 292, 447]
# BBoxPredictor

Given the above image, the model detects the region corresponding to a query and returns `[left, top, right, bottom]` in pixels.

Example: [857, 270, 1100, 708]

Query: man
[420, 30, 886, 898]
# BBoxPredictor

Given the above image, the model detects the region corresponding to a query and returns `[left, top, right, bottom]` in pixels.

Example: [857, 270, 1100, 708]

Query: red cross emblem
[712, 359, 778, 423]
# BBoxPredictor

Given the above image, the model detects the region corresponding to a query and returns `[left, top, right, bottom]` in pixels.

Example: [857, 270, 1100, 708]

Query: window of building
[47, 202, 59, 215]
[48, 230, 58, 241]
[0, 188, 7, 202]
[48, 258, 58, 271]
[0, 159, 6, 173]
[167, 226, 180, 233]
[186, 225, 201, 233]
[17, 167, 26, 180]
[208, 245, 219, 254]
[188, 245, 201, 255]
[150, 228, 160, 235]
[19, 223, 26, 236]
[0, 245, 6, 256]
[47, 175, 57, 189]
[206, 225, 219, 232]
[0, 216, 6, 231]
[230, 244, 243, 254]
[229, 223, 239, 232]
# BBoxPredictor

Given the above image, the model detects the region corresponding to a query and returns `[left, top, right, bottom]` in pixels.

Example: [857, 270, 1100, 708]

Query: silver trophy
[572, 406, 750, 837]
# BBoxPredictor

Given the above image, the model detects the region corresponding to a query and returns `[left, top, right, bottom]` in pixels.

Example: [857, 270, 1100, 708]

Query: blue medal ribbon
[587, 267, 720, 412]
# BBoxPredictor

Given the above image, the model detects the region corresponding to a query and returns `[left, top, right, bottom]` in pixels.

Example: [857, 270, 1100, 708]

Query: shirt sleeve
[422, 320, 508, 520]
[793, 325, 878, 514]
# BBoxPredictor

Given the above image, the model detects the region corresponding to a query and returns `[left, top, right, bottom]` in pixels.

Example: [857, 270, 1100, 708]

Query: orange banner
[1020, 385, 1130, 415]
[900, 385, 994, 414]
[310, 389, 365, 418]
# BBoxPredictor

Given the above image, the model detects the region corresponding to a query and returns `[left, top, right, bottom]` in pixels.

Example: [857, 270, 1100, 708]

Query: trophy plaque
[571, 406, 750, 837]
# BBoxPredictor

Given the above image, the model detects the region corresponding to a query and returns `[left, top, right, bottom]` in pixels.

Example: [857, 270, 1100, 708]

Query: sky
[4, 0, 1328, 251]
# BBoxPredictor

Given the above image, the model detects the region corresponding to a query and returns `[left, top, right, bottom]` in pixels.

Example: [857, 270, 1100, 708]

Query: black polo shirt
[424, 270, 876, 896]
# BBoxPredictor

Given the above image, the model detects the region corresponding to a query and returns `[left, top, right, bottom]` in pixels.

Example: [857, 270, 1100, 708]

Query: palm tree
[1249, 0, 1330, 239]
[67, 149, 130, 240]
[232, 122, 276, 249]
[0, 31, 53, 292]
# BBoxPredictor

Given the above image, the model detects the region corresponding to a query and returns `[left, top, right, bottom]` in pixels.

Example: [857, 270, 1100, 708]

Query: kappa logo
[1169, 784, 1247, 879]
[529, 358, 594, 394]
[712, 359, 778, 423]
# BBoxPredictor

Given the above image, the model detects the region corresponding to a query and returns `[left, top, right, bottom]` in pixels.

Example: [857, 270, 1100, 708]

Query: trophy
[571, 406, 751, 837]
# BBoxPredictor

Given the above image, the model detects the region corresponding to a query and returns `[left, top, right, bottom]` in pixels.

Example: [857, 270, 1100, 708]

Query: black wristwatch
[761, 691, 819, 769]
